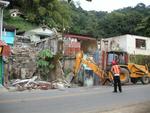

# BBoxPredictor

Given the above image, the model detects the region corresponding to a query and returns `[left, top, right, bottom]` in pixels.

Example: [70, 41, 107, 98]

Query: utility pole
[0, 0, 10, 40]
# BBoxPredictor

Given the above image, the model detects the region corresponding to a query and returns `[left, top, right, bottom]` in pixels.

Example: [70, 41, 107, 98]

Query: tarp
[0, 40, 11, 56]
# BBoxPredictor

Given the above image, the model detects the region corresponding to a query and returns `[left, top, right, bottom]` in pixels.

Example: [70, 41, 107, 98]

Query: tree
[135, 16, 150, 37]
[5, 1, 150, 38]
[7, 0, 71, 30]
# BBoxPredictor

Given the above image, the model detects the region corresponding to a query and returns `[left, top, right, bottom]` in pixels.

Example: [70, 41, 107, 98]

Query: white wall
[109, 35, 127, 51]
[101, 35, 127, 52]
[126, 35, 150, 55]
[101, 34, 150, 55]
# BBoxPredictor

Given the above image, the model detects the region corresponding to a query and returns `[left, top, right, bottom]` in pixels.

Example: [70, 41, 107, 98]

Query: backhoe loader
[73, 51, 150, 85]
[106, 51, 150, 84]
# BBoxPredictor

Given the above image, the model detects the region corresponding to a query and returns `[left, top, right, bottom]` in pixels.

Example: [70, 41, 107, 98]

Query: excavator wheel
[120, 68, 130, 84]
[141, 75, 149, 84]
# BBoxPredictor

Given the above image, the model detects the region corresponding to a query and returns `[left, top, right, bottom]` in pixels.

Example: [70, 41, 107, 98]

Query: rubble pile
[10, 76, 71, 91]
[4, 32, 71, 91]
[9, 35, 63, 79]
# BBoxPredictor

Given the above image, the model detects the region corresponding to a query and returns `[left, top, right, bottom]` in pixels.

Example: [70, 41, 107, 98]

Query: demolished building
[8, 27, 64, 82]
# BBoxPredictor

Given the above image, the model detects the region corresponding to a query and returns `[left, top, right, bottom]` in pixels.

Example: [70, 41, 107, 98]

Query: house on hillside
[100, 34, 150, 55]
[9, 9, 23, 18]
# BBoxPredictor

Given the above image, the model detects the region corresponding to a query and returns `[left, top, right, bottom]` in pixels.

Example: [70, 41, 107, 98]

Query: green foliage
[37, 49, 53, 59]
[4, 1, 150, 38]
[36, 49, 54, 80]
[26, 13, 37, 23]
[6, 0, 71, 31]
[129, 55, 150, 66]
[129, 54, 150, 71]
[135, 16, 150, 37]
[70, 2, 150, 38]
[64, 68, 72, 77]
[133, 55, 150, 71]
[38, 7, 47, 16]
[4, 16, 37, 32]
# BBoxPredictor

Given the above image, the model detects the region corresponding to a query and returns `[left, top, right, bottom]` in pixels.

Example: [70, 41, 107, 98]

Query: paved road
[0, 84, 150, 113]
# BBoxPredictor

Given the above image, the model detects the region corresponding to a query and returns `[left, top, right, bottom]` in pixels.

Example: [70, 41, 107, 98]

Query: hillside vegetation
[4, 0, 150, 38]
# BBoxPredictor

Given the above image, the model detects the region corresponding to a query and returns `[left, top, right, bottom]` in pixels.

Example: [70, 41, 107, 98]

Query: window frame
[135, 38, 146, 50]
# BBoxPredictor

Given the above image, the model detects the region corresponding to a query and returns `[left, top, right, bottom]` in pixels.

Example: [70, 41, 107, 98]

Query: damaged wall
[8, 34, 63, 80]
[12, 44, 37, 79]
[81, 40, 97, 54]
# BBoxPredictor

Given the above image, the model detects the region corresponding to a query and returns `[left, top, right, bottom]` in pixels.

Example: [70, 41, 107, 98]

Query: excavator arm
[81, 59, 104, 79]
[73, 51, 83, 76]
[73, 51, 104, 79]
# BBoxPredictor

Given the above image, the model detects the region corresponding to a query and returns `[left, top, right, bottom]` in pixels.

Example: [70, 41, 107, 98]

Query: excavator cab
[106, 51, 131, 84]
[106, 51, 128, 66]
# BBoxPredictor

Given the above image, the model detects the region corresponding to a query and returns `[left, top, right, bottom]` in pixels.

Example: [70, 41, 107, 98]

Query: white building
[100, 34, 150, 55]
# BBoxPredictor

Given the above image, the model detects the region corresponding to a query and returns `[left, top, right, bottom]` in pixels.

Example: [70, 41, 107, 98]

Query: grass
[4, 17, 38, 32]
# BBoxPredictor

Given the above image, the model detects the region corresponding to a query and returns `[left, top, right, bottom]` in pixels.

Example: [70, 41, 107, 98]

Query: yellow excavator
[73, 51, 150, 85]
[106, 51, 150, 84]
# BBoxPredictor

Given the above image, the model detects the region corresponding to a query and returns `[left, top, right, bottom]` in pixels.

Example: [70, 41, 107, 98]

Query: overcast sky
[73, 0, 150, 12]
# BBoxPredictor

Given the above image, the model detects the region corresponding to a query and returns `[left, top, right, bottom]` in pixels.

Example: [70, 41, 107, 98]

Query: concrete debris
[52, 82, 65, 90]
[11, 76, 71, 91]
[51, 79, 71, 89]
[52, 81, 70, 90]
[36, 81, 52, 90]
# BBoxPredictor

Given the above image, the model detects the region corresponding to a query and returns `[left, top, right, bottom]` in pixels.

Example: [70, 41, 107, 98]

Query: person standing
[111, 60, 122, 93]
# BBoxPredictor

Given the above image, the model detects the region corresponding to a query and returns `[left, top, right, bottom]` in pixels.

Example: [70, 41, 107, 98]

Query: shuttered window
[135, 39, 146, 49]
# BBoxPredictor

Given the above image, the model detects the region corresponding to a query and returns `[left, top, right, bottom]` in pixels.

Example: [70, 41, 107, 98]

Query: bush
[129, 54, 150, 69]
[36, 49, 54, 80]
